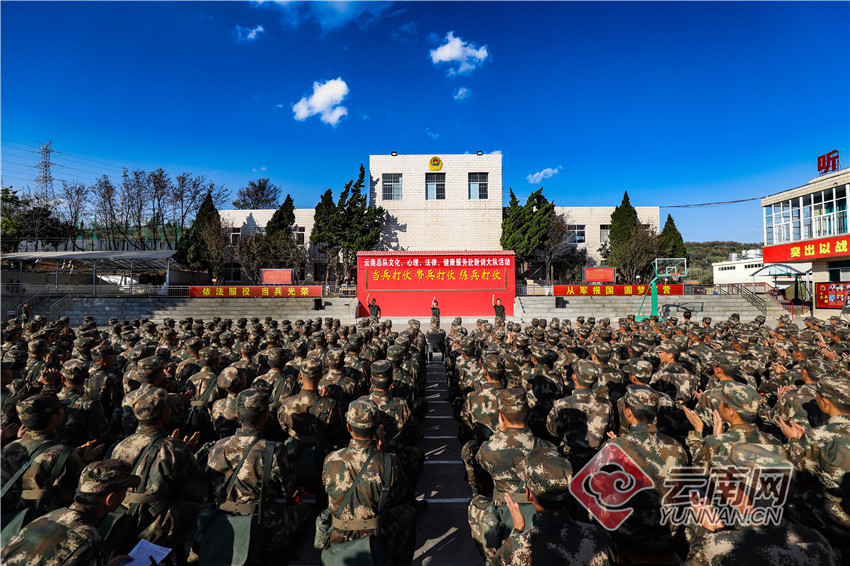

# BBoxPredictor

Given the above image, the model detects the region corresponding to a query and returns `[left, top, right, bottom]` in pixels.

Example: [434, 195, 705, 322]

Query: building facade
[761, 168, 850, 316]
[219, 152, 660, 282]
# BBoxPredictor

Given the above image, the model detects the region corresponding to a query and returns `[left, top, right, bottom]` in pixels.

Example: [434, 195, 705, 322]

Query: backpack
[197, 437, 274, 566]
[0, 440, 75, 546]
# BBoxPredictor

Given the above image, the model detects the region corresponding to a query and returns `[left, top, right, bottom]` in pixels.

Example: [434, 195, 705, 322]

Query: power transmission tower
[34, 141, 61, 196]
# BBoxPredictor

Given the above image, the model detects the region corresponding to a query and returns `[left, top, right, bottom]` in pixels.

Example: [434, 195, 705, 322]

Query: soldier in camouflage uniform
[460, 355, 504, 492]
[85, 344, 123, 431]
[210, 366, 247, 438]
[254, 348, 297, 412]
[319, 398, 416, 564]
[546, 359, 612, 469]
[606, 386, 688, 553]
[24, 339, 49, 384]
[779, 375, 850, 554]
[1, 459, 141, 566]
[683, 444, 838, 565]
[121, 356, 187, 434]
[360, 359, 424, 490]
[494, 447, 614, 566]
[1, 392, 87, 518]
[468, 389, 554, 563]
[651, 340, 699, 407]
[317, 348, 358, 413]
[56, 359, 110, 447]
[110, 387, 202, 553]
[174, 336, 203, 384]
[684, 381, 783, 472]
[522, 344, 564, 440]
[204, 388, 311, 564]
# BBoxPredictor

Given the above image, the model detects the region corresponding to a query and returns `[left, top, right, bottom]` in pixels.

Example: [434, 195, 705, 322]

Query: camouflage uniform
[84, 345, 123, 424]
[650, 341, 699, 406]
[206, 389, 311, 563]
[494, 447, 615, 566]
[316, 348, 358, 413]
[56, 359, 110, 447]
[785, 377, 850, 551]
[547, 360, 611, 469]
[1, 460, 141, 566]
[320, 399, 416, 564]
[684, 445, 838, 565]
[460, 355, 504, 489]
[1, 393, 85, 516]
[522, 346, 564, 439]
[210, 366, 246, 438]
[686, 381, 783, 472]
[110, 388, 202, 548]
[606, 387, 689, 552]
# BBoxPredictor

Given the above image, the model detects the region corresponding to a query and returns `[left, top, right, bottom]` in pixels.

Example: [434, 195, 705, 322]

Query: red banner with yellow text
[763, 235, 850, 264]
[815, 283, 850, 309]
[189, 285, 321, 298]
[553, 284, 684, 297]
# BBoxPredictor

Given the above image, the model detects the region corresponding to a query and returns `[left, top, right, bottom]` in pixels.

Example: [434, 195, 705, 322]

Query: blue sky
[2, 1, 848, 243]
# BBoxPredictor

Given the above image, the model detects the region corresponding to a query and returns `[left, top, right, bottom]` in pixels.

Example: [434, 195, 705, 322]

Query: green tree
[174, 191, 218, 276]
[266, 194, 296, 238]
[232, 178, 281, 209]
[265, 194, 307, 272]
[608, 190, 639, 251]
[660, 213, 688, 259]
[499, 188, 554, 274]
[310, 165, 384, 282]
[1, 187, 28, 253]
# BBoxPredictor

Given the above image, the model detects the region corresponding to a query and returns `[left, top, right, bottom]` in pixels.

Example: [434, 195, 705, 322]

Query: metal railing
[14, 287, 52, 319]
[47, 287, 82, 321]
[737, 284, 767, 316]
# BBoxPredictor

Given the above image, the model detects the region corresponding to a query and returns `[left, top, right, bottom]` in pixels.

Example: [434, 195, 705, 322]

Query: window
[294, 226, 305, 246]
[230, 228, 241, 245]
[600, 224, 610, 244]
[426, 173, 445, 200]
[828, 260, 850, 282]
[567, 225, 586, 244]
[469, 173, 488, 200]
[744, 263, 763, 269]
[382, 173, 402, 201]
[763, 183, 850, 245]
[719, 266, 736, 271]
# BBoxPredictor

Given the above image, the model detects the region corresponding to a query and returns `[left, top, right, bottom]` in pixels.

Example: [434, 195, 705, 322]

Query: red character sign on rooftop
[818, 150, 839, 175]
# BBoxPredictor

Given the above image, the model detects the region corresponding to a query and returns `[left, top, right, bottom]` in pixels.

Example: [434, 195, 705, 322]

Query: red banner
[815, 283, 850, 309]
[554, 284, 684, 297]
[357, 252, 516, 317]
[584, 267, 616, 283]
[763, 235, 850, 264]
[189, 285, 321, 298]
[261, 269, 294, 285]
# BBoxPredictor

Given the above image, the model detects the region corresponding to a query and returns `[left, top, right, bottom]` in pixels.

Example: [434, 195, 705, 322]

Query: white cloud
[292, 77, 349, 126]
[236, 24, 265, 41]
[430, 31, 489, 75]
[453, 86, 471, 101]
[256, 1, 392, 33]
[252, 166, 268, 173]
[275, 104, 284, 108]
[425, 128, 439, 140]
[527, 166, 562, 184]
[491, 150, 501, 155]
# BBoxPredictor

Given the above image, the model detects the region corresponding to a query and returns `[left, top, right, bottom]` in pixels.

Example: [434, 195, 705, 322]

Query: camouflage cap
[714, 351, 741, 374]
[460, 337, 475, 354]
[131, 387, 171, 421]
[710, 443, 793, 490]
[626, 359, 653, 382]
[4, 349, 28, 368]
[576, 316, 585, 324]
[76, 459, 141, 500]
[522, 447, 572, 502]
[370, 359, 393, 379]
[199, 347, 219, 364]
[514, 334, 529, 348]
[27, 338, 47, 356]
[348, 334, 363, 350]
[573, 360, 600, 386]
[17, 391, 62, 425]
[346, 398, 379, 430]
[61, 359, 89, 383]
[796, 341, 819, 359]
[593, 342, 613, 362]
[624, 384, 659, 413]
[237, 388, 270, 420]
[217, 366, 246, 392]
[498, 388, 528, 419]
[530, 344, 549, 364]
[483, 354, 505, 377]
[703, 317, 713, 325]
[493, 327, 506, 340]
[300, 357, 323, 379]
[91, 344, 115, 361]
[386, 345, 404, 361]
[657, 340, 680, 354]
[816, 375, 850, 406]
[719, 381, 761, 419]
[326, 348, 345, 366]
[136, 356, 164, 382]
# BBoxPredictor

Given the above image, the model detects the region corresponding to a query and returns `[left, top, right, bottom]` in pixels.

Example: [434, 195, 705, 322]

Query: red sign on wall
[261, 269, 294, 285]
[818, 150, 839, 175]
[357, 252, 516, 317]
[815, 283, 849, 309]
[189, 285, 321, 298]
[584, 267, 616, 283]
[554, 284, 684, 297]
[763, 235, 850, 264]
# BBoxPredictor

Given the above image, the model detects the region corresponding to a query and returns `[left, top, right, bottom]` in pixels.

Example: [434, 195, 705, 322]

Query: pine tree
[608, 191, 638, 251]
[174, 191, 217, 273]
[499, 188, 554, 273]
[660, 213, 688, 259]
[266, 194, 296, 238]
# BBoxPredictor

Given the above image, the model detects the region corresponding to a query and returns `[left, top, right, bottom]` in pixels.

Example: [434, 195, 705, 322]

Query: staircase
[61, 297, 357, 326]
[516, 294, 781, 324]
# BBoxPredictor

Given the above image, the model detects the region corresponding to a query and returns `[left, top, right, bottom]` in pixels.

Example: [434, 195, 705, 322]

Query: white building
[712, 249, 811, 286]
[219, 152, 661, 282]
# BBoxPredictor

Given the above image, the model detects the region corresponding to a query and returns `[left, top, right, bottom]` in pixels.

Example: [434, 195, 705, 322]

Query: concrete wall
[553, 206, 660, 264]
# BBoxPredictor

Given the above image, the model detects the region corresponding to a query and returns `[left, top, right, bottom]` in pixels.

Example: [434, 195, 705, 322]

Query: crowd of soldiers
[0, 314, 428, 565]
[0, 309, 848, 565]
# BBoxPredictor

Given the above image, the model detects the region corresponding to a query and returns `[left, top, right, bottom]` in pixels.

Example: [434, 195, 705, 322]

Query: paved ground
[292, 359, 481, 565]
